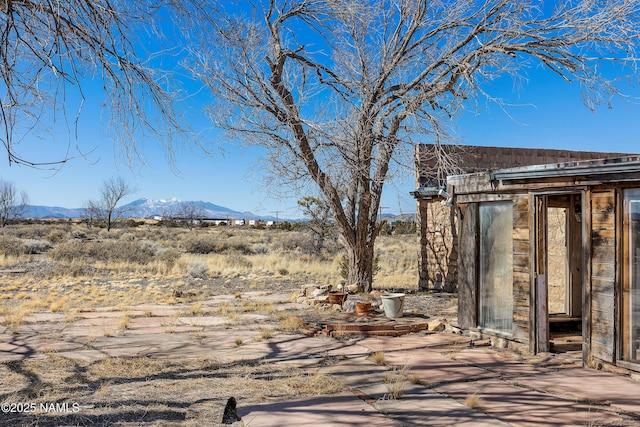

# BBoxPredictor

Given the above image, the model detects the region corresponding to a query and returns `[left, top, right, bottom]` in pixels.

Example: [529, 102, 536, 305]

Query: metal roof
[490, 155, 640, 181]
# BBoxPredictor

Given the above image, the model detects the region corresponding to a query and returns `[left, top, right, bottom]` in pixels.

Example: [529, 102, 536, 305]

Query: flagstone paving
[1, 293, 640, 426]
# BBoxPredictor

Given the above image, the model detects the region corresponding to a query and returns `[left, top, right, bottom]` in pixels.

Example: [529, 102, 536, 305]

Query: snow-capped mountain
[118, 198, 256, 219]
[23, 198, 274, 220]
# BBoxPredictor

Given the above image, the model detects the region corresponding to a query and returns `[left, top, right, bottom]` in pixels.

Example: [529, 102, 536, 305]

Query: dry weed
[371, 351, 386, 365]
[279, 316, 307, 333]
[261, 327, 274, 340]
[385, 376, 407, 400]
[464, 393, 483, 409]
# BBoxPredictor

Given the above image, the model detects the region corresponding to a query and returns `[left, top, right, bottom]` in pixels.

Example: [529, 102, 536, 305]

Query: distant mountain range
[23, 198, 276, 221]
[22, 197, 415, 222]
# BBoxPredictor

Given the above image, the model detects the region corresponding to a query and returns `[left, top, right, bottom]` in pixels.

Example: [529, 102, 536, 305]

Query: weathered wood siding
[590, 190, 616, 363]
[457, 203, 478, 329]
[512, 197, 531, 343]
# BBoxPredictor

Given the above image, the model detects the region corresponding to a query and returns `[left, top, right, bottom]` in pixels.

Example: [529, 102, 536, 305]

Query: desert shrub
[183, 234, 254, 255]
[273, 231, 314, 253]
[119, 232, 136, 241]
[124, 219, 145, 228]
[0, 235, 25, 256]
[188, 262, 209, 279]
[71, 230, 88, 240]
[48, 240, 156, 265]
[225, 237, 254, 255]
[44, 229, 68, 244]
[156, 248, 181, 269]
[225, 252, 253, 269]
[23, 239, 53, 254]
[1, 224, 48, 240]
[252, 243, 269, 254]
[183, 235, 225, 254]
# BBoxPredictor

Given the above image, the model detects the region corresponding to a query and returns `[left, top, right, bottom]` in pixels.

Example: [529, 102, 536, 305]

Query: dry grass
[0, 354, 344, 425]
[371, 351, 386, 365]
[385, 376, 407, 400]
[0, 222, 421, 425]
[464, 392, 484, 409]
[279, 316, 307, 333]
[0, 224, 419, 320]
[261, 327, 274, 340]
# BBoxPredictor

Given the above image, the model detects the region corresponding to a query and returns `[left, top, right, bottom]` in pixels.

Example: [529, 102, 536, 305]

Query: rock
[301, 284, 319, 297]
[344, 300, 356, 313]
[311, 287, 330, 298]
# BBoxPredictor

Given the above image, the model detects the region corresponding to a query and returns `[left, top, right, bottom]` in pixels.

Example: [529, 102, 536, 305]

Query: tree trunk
[346, 236, 376, 293]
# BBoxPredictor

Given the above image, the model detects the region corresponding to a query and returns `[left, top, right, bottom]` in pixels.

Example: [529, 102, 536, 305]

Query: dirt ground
[0, 278, 456, 427]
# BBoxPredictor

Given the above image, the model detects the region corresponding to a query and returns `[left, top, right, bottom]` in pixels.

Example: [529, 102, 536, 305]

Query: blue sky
[3, 8, 640, 218]
[3, 66, 639, 217]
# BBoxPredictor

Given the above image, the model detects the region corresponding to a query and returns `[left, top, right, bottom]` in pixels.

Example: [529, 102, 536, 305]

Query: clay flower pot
[328, 291, 348, 305]
[355, 301, 372, 314]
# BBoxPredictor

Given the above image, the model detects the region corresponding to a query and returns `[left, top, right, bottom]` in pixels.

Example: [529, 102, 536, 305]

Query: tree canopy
[0, 0, 184, 167]
[183, 0, 640, 290]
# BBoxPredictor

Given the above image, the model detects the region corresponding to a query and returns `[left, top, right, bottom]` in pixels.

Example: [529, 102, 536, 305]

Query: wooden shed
[412, 144, 631, 292]
[447, 155, 640, 372]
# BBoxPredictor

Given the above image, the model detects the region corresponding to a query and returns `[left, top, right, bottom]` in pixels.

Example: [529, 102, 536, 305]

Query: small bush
[44, 229, 68, 244]
[155, 248, 181, 269]
[183, 235, 225, 254]
[225, 253, 252, 269]
[252, 243, 269, 254]
[188, 262, 209, 279]
[48, 240, 156, 265]
[23, 239, 53, 254]
[0, 235, 25, 256]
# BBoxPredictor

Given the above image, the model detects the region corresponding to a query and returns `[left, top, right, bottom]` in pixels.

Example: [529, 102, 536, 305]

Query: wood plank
[512, 227, 529, 241]
[513, 240, 530, 254]
[591, 244, 616, 260]
[592, 213, 616, 229]
[589, 189, 616, 363]
[457, 203, 477, 329]
[591, 195, 615, 213]
[591, 262, 615, 278]
[591, 277, 615, 294]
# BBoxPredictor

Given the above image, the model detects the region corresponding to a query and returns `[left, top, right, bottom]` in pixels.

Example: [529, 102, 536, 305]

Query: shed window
[623, 189, 640, 363]
[479, 202, 513, 333]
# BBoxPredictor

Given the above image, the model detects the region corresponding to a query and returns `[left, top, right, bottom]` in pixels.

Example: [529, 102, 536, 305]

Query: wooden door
[535, 195, 549, 353]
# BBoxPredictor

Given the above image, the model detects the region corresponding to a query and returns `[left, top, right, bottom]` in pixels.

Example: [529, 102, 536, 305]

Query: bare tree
[183, 0, 639, 291]
[0, 180, 28, 227]
[298, 196, 335, 254]
[86, 177, 134, 231]
[0, 0, 185, 167]
[81, 200, 102, 229]
[176, 202, 206, 230]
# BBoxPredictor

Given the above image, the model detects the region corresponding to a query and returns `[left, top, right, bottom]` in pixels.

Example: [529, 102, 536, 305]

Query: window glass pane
[479, 202, 513, 333]
[624, 189, 640, 362]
